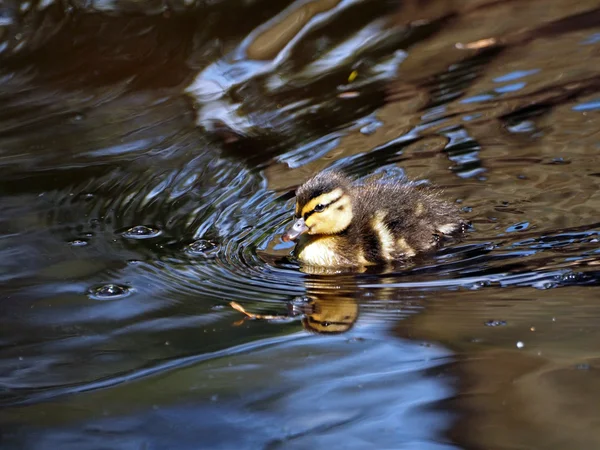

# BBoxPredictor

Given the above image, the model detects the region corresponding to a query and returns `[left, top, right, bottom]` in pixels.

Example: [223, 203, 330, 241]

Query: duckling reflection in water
[282, 170, 466, 268]
[231, 295, 358, 334]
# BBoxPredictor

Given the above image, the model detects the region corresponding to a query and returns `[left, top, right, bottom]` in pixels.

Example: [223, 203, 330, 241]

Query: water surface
[1, 1, 600, 449]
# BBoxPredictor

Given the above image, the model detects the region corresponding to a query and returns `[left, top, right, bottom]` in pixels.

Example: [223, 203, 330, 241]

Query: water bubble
[186, 239, 220, 256]
[121, 225, 162, 240]
[461, 206, 473, 213]
[68, 239, 88, 247]
[575, 363, 591, 370]
[516, 341, 524, 349]
[88, 284, 132, 300]
[484, 320, 507, 327]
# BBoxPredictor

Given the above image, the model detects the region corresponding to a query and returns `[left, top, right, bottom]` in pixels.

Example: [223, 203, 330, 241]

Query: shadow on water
[1, 0, 600, 449]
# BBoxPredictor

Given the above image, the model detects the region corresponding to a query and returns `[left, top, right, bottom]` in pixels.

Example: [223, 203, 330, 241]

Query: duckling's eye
[314, 204, 326, 212]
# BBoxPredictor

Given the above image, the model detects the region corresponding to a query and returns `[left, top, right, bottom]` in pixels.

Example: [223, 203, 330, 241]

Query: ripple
[88, 284, 132, 300]
[185, 239, 220, 257]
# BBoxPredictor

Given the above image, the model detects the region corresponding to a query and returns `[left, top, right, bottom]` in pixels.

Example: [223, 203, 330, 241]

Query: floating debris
[230, 301, 287, 321]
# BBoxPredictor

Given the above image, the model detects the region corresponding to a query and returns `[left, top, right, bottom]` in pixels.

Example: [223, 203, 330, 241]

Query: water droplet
[484, 320, 507, 327]
[461, 206, 473, 213]
[88, 284, 131, 300]
[121, 225, 162, 240]
[69, 239, 88, 247]
[186, 239, 219, 256]
[516, 341, 524, 349]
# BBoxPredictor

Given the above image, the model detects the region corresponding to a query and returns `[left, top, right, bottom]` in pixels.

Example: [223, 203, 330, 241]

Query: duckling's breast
[295, 235, 349, 267]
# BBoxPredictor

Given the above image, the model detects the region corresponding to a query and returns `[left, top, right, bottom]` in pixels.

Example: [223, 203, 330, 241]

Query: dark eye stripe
[303, 196, 342, 219]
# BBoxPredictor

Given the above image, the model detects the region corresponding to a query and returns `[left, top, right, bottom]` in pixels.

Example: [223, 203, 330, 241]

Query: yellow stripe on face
[371, 210, 394, 261]
[301, 188, 344, 217]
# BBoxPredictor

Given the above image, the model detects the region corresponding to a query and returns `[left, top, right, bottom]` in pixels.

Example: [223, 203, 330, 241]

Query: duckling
[281, 170, 465, 267]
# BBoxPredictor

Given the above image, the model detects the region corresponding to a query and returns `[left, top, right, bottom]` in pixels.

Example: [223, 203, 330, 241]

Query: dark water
[1, 1, 600, 449]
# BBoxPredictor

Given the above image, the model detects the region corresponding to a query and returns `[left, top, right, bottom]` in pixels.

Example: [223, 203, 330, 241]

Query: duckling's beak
[282, 218, 309, 242]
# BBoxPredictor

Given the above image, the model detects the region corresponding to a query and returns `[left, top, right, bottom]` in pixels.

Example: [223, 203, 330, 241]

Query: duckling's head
[282, 170, 353, 242]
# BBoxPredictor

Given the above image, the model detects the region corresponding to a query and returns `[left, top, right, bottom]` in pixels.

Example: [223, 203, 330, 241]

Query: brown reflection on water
[395, 287, 600, 449]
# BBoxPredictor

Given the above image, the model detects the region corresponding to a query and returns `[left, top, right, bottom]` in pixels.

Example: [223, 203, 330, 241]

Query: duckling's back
[350, 179, 463, 262]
